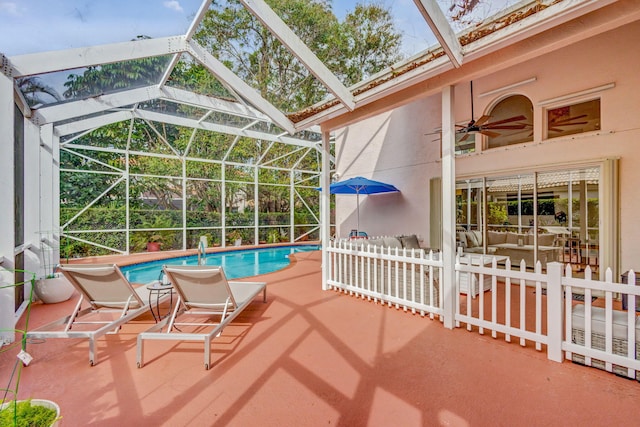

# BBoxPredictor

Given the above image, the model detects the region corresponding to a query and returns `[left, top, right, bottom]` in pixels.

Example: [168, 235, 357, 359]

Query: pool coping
[63, 241, 321, 268]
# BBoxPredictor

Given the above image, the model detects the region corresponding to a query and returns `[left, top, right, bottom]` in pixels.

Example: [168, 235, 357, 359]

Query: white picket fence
[326, 240, 640, 380]
[327, 241, 442, 319]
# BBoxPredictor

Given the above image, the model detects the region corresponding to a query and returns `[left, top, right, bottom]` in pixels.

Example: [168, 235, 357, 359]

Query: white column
[182, 158, 187, 250]
[0, 72, 16, 344]
[441, 86, 456, 329]
[23, 119, 42, 276]
[221, 163, 226, 248]
[321, 130, 331, 290]
[289, 169, 295, 242]
[39, 124, 59, 276]
[254, 166, 259, 244]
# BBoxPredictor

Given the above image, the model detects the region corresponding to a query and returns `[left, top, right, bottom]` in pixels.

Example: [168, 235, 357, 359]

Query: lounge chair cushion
[400, 234, 421, 249]
[382, 237, 403, 248]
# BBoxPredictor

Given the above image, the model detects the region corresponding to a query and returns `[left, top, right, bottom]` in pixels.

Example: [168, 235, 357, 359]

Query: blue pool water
[121, 245, 319, 283]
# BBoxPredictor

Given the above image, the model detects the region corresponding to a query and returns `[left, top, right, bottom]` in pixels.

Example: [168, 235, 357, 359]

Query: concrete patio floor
[3, 249, 640, 426]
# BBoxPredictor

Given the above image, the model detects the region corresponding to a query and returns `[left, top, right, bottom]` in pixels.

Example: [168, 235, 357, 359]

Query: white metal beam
[55, 111, 132, 136]
[413, 0, 463, 67]
[9, 36, 188, 77]
[134, 109, 316, 148]
[185, 0, 214, 39]
[35, 84, 275, 127]
[160, 86, 272, 121]
[239, 0, 355, 111]
[186, 39, 296, 135]
[35, 86, 163, 125]
[54, 106, 318, 148]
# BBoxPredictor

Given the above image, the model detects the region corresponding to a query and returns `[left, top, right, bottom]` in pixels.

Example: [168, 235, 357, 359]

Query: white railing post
[546, 262, 564, 362]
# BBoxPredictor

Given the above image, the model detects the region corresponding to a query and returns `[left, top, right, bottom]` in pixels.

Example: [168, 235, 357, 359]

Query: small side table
[147, 282, 174, 322]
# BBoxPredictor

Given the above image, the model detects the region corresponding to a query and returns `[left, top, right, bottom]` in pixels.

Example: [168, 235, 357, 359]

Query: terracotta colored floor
[3, 249, 640, 426]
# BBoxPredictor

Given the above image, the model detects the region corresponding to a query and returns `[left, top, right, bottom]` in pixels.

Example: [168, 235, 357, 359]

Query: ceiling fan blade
[483, 124, 528, 130]
[555, 121, 588, 126]
[550, 114, 588, 125]
[483, 115, 527, 126]
[459, 133, 470, 142]
[480, 130, 500, 138]
[474, 115, 491, 126]
[548, 127, 564, 132]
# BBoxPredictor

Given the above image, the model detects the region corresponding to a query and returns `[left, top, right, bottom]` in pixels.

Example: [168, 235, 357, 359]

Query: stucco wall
[334, 20, 640, 271]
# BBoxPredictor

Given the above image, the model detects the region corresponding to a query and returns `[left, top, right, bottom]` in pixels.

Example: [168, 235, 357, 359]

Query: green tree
[16, 76, 62, 106]
[193, 0, 402, 111]
[340, 3, 402, 85]
[63, 36, 171, 99]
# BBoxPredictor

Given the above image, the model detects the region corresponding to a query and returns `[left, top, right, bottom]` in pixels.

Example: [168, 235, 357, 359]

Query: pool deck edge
[64, 241, 320, 267]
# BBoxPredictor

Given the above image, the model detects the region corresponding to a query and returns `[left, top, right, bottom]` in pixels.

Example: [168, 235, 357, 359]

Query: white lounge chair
[136, 265, 266, 370]
[26, 263, 167, 366]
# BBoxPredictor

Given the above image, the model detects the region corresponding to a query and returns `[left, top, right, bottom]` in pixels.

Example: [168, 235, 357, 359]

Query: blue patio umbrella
[323, 176, 400, 234]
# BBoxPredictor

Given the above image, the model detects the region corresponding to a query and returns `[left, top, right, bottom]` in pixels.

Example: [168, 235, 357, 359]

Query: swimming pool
[121, 245, 319, 283]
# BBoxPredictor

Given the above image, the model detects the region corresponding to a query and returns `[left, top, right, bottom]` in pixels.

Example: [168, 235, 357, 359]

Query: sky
[0, 0, 204, 56]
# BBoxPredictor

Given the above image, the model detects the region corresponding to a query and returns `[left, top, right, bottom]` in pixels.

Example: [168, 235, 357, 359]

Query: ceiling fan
[456, 81, 529, 142]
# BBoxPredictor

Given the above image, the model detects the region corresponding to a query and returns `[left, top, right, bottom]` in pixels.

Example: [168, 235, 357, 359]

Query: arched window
[486, 95, 533, 149]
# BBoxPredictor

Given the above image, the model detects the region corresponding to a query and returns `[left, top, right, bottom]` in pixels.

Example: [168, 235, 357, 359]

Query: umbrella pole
[356, 191, 360, 235]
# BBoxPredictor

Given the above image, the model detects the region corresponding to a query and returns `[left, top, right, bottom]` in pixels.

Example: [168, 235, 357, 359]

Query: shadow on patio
[2, 250, 640, 426]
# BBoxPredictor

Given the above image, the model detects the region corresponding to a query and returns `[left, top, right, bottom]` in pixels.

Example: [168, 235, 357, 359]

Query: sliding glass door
[456, 166, 601, 273]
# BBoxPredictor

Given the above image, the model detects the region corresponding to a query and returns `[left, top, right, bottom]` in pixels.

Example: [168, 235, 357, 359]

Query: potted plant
[33, 232, 74, 304]
[227, 230, 243, 246]
[2, 271, 62, 426]
[266, 229, 280, 244]
[145, 234, 163, 252]
[0, 399, 61, 426]
[130, 216, 176, 252]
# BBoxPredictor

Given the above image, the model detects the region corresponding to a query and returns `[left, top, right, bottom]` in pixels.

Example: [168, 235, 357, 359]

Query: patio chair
[136, 265, 267, 370]
[26, 263, 168, 366]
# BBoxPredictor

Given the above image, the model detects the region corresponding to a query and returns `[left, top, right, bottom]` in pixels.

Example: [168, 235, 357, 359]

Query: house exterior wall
[333, 20, 640, 271]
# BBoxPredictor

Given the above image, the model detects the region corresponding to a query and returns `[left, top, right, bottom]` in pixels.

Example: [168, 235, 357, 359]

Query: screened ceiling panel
[1, 0, 202, 56]
[63, 121, 135, 151]
[225, 138, 270, 164]
[2, 0, 617, 145]
[194, 0, 332, 114]
[203, 110, 259, 129]
[187, 129, 238, 160]
[128, 119, 191, 155]
[260, 145, 308, 169]
[54, 109, 126, 127]
[436, 0, 525, 35]
[247, 120, 286, 136]
[138, 99, 211, 122]
[17, 55, 173, 108]
[60, 148, 125, 174]
[165, 52, 238, 101]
